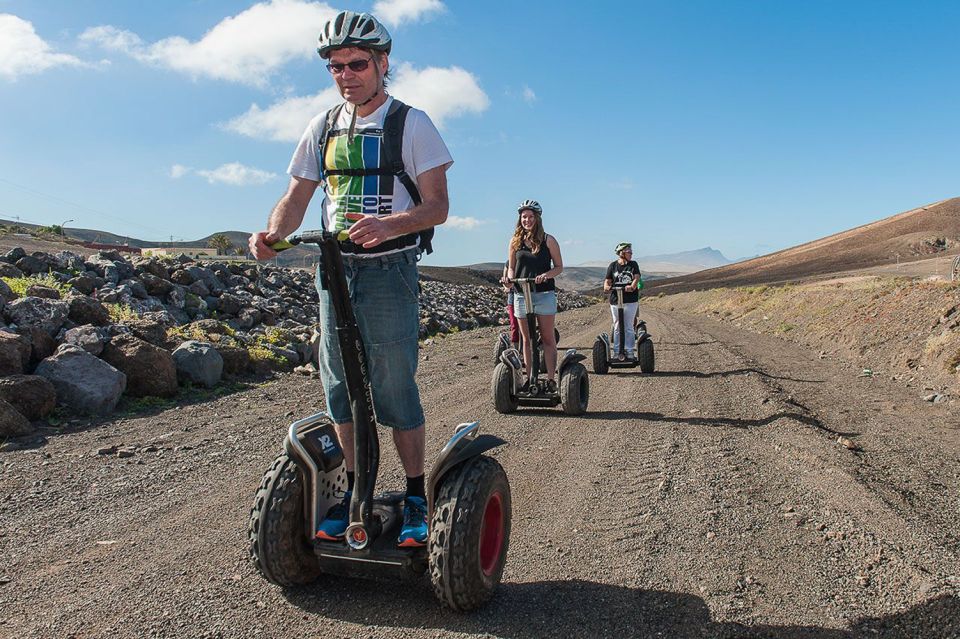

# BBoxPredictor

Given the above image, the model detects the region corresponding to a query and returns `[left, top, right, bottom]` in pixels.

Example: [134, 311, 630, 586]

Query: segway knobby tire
[492, 362, 517, 413]
[592, 339, 608, 374]
[639, 339, 655, 374]
[560, 361, 589, 415]
[429, 455, 511, 612]
[249, 454, 321, 587]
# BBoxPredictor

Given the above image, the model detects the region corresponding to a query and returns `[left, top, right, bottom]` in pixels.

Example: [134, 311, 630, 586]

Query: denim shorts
[315, 248, 424, 430]
[514, 290, 557, 318]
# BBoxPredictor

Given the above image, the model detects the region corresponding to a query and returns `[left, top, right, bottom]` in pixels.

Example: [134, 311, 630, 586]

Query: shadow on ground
[281, 578, 959, 639]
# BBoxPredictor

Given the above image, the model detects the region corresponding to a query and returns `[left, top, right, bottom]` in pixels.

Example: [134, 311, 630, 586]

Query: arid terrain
[649, 198, 960, 294]
[3, 197, 960, 637]
[2, 298, 958, 638]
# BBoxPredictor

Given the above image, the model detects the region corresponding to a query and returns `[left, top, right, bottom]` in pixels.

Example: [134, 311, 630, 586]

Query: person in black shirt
[501, 199, 564, 391]
[604, 242, 641, 358]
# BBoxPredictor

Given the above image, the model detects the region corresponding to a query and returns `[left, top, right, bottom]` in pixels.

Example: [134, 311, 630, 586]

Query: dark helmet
[317, 11, 392, 59]
[517, 199, 542, 215]
[615, 242, 632, 255]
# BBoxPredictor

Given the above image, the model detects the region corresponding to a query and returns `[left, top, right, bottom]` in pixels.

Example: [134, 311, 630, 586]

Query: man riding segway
[593, 242, 655, 374]
[247, 10, 511, 610]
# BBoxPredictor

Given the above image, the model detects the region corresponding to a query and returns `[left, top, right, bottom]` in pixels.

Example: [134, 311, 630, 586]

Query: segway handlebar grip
[272, 229, 351, 249]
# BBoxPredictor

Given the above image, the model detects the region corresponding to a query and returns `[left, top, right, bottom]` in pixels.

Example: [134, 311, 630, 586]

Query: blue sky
[1, 1, 958, 267]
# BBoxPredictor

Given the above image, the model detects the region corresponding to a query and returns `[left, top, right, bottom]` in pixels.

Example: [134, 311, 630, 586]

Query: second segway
[492, 278, 588, 415]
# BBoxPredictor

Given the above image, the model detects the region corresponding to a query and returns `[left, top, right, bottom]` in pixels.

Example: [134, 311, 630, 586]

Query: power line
[0, 176, 171, 239]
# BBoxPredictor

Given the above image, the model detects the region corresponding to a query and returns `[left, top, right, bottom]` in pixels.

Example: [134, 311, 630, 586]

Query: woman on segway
[502, 200, 563, 391]
[604, 242, 642, 359]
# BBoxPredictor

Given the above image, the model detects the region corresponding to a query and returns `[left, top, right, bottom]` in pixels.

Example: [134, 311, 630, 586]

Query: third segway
[593, 284, 655, 374]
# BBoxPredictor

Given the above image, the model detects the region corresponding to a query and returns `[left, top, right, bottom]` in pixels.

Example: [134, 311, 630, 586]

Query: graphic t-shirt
[287, 96, 453, 256]
[605, 260, 641, 304]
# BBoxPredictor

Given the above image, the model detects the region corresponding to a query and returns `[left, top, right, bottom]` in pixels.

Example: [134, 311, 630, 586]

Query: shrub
[1, 272, 72, 297]
[106, 303, 141, 323]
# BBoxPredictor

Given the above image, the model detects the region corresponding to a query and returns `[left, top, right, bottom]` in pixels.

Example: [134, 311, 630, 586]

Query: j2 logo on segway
[319, 434, 337, 454]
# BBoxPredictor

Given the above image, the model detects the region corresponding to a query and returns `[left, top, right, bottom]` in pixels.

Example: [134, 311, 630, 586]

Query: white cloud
[197, 163, 278, 185]
[174, 162, 278, 186]
[80, 0, 336, 87]
[522, 85, 536, 104]
[0, 14, 90, 81]
[445, 216, 483, 230]
[391, 63, 488, 129]
[373, 0, 445, 26]
[224, 86, 342, 142]
[226, 63, 488, 142]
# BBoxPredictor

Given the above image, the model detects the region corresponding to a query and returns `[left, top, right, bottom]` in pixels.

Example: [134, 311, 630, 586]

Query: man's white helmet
[318, 11, 392, 59]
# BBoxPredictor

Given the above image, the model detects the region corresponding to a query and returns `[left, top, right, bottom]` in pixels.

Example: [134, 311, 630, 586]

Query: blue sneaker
[398, 496, 428, 547]
[315, 490, 351, 541]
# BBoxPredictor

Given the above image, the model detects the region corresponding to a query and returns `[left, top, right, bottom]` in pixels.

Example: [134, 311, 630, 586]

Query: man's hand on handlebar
[249, 231, 282, 260]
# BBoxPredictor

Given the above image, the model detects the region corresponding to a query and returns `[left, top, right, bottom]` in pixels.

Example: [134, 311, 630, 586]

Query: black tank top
[514, 237, 555, 293]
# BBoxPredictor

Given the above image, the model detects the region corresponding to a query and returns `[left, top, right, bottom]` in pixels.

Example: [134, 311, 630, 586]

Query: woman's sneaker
[397, 495, 428, 547]
[315, 490, 351, 541]
[544, 379, 557, 393]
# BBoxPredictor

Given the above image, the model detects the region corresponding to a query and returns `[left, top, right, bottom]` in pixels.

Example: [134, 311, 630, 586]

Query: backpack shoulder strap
[318, 102, 346, 178]
[382, 99, 422, 206]
[383, 99, 435, 254]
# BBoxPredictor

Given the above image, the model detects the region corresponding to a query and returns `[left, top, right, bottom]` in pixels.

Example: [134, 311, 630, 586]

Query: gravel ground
[1, 304, 958, 638]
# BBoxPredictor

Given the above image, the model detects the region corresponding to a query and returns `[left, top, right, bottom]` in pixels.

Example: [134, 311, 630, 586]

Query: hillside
[648, 198, 960, 294]
[581, 247, 732, 275]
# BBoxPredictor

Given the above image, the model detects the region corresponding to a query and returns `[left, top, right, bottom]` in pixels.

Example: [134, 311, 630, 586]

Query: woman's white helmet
[517, 199, 542, 215]
[317, 11, 392, 59]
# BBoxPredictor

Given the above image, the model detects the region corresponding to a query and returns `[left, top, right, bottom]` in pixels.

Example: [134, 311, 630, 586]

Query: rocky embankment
[645, 275, 960, 400]
[0, 247, 591, 437]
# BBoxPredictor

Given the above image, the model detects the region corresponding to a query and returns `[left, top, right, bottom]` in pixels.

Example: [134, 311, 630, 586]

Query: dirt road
[2, 304, 958, 638]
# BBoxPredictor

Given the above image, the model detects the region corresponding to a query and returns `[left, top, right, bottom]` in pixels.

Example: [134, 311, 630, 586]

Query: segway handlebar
[269, 229, 349, 251]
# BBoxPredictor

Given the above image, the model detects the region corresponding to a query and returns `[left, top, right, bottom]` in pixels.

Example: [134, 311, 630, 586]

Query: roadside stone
[25, 285, 60, 300]
[2, 247, 26, 263]
[68, 295, 111, 326]
[172, 340, 223, 388]
[66, 274, 97, 295]
[123, 317, 168, 346]
[214, 344, 250, 376]
[0, 330, 30, 375]
[35, 344, 126, 415]
[0, 398, 33, 437]
[4, 297, 70, 335]
[62, 325, 110, 355]
[837, 436, 861, 451]
[0, 262, 24, 280]
[101, 333, 178, 398]
[17, 325, 57, 368]
[0, 375, 57, 421]
[15, 254, 46, 275]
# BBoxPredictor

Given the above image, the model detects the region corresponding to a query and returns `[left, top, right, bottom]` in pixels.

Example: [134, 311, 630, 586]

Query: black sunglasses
[326, 57, 374, 75]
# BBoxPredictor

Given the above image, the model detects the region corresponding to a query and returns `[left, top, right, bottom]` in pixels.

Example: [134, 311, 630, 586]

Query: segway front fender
[499, 347, 524, 394]
[557, 348, 586, 375]
[283, 412, 346, 537]
[427, 421, 506, 516]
